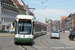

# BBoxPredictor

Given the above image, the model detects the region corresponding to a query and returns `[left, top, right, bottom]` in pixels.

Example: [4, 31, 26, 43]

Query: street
[0, 32, 75, 50]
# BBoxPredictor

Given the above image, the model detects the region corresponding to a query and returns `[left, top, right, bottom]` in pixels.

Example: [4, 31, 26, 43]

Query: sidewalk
[0, 33, 14, 37]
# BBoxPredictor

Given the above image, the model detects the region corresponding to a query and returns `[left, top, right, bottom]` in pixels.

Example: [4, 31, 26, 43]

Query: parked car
[68, 32, 75, 40]
[50, 31, 60, 39]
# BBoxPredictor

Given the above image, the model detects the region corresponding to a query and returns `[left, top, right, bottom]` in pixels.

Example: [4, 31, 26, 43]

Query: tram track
[46, 37, 64, 50]
[19, 35, 63, 50]
[46, 35, 66, 50]
[39, 35, 55, 50]
[39, 35, 63, 50]
[19, 33, 62, 50]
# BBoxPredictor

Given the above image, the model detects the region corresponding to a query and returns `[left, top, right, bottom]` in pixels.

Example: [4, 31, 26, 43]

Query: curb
[0, 33, 14, 37]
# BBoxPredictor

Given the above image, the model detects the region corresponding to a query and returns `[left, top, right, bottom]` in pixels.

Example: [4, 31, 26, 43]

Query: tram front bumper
[15, 38, 33, 43]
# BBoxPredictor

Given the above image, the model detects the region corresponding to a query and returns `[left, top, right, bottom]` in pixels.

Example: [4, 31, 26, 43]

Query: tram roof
[16, 15, 34, 19]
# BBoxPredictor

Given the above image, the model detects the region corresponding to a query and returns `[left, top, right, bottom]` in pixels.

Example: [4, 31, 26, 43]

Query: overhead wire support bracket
[28, 8, 35, 12]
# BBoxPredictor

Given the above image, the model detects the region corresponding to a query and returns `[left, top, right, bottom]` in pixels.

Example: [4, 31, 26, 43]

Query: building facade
[19, 0, 28, 15]
[46, 18, 52, 32]
[0, 0, 35, 31]
[72, 13, 75, 29]
[0, 0, 2, 30]
[13, 0, 26, 14]
[1, 0, 18, 31]
[65, 13, 75, 31]
[61, 16, 68, 30]
[65, 14, 72, 31]
[13, 0, 34, 16]
[51, 20, 60, 31]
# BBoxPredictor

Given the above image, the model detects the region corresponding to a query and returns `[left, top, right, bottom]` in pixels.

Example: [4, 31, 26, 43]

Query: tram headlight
[15, 34, 19, 38]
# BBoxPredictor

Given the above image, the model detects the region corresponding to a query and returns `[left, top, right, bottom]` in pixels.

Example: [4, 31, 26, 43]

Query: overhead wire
[41, 0, 57, 19]
[23, 0, 70, 21]
[41, 1, 56, 20]
[24, 0, 36, 13]
[41, 0, 48, 3]
[40, 0, 70, 20]
[56, 0, 70, 3]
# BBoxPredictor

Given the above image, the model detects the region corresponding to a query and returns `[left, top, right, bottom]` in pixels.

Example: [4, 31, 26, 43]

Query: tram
[14, 15, 47, 44]
[14, 15, 34, 44]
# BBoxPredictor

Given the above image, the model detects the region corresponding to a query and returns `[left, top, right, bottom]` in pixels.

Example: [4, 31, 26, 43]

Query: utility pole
[0, 0, 2, 30]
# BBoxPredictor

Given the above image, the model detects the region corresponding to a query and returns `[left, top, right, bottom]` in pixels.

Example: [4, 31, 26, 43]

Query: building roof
[51, 20, 60, 25]
[1, 0, 18, 12]
[61, 16, 68, 21]
[16, 3, 25, 11]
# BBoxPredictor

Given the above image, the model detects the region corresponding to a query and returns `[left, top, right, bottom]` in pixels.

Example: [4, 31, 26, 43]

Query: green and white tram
[14, 15, 34, 44]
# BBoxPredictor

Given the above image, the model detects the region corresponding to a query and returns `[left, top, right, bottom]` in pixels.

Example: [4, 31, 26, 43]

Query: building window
[6, 11, 8, 15]
[2, 17, 3, 21]
[5, 11, 7, 14]
[7, 26, 9, 29]
[2, 10, 3, 14]
[1, 3, 4, 6]
[2, 25, 5, 30]
[4, 11, 6, 14]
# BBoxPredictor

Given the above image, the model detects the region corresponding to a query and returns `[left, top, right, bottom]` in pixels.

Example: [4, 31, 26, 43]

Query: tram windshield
[18, 19, 31, 35]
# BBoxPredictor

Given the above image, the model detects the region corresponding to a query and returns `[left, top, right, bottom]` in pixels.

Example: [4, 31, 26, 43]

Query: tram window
[18, 19, 31, 34]
[18, 22, 31, 35]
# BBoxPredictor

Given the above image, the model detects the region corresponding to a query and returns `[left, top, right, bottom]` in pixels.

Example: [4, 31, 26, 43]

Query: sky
[22, 0, 75, 23]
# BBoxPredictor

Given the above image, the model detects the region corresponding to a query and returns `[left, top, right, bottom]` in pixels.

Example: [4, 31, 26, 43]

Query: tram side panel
[33, 21, 47, 38]
[33, 23, 41, 38]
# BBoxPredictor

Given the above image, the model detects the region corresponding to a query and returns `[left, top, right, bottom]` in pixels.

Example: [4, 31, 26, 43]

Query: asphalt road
[0, 32, 75, 50]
